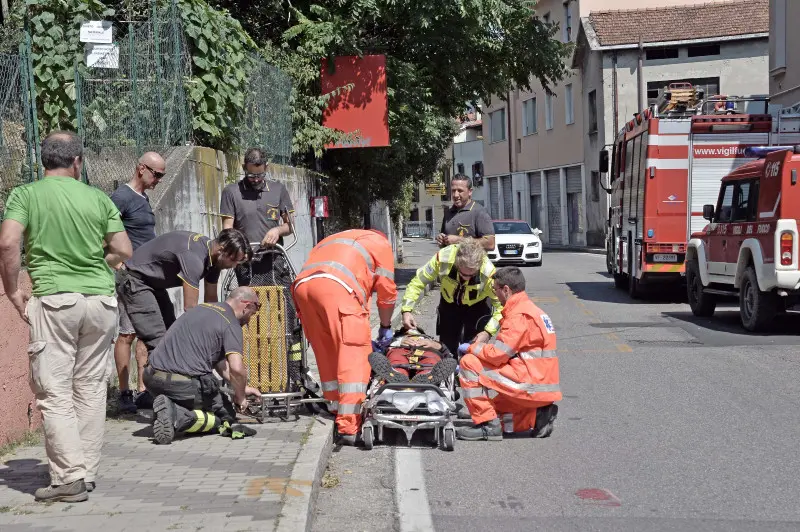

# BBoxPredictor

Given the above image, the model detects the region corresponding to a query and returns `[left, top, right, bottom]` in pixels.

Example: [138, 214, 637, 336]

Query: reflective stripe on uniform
[422, 263, 436, 279]
[202, 412, 217, 432]
[482, 369, 561, 394]
[489, 339, 514, 355]
[339, 382, 367, 394]
[375, 267, 394, 281]
[337, 403, 362, 414]
[460, 369, 480, 383]
[328, 401, 338, 412]
[461, 387, 488, 398]
[186, 411, 206, 433]
[301, 261, 368, 302]
[502, 413, 514, 433]
[317, 238, 375, 271]
[321, 380, 338, 392]
[518, 349, 558, 360]
[487, 388, 499, 399]
[485, 317, 500, 334]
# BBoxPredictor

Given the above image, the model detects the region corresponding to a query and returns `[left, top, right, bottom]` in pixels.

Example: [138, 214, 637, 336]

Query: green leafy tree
[213, 0, 570, 223]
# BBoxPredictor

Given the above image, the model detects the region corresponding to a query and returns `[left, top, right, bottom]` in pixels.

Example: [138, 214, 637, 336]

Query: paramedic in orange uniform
[456, 266, 561, 441]
[292, 229, 397, 445]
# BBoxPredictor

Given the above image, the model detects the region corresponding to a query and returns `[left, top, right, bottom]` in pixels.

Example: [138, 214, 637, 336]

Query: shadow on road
[564, 281, 688, 305]
[395, 267, 419, 290]
[665, 309, 800, 338]
[0, 459, 49, 496]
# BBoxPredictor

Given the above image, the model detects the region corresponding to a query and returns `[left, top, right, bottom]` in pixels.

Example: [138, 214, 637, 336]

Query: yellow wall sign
[425, 183, 446, 195]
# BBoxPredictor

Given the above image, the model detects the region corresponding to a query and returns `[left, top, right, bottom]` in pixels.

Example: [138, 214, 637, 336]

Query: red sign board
[321, 55, 389, 149]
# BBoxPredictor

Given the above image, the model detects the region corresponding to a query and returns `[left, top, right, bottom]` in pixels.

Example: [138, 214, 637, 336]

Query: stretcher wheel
[362, 424, 375, 450]
[442, 427, 455, 451]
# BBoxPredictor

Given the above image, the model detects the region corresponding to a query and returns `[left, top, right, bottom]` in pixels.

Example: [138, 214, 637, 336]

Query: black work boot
[411, 358, 458, 385]
[368, 352, 409, 383]
[34, 479, 88, 503]
[456, 418, 503, 441]
[118, 390, 137, 415]
[152, 394, 176, 445]
[531, 404, 559, 438]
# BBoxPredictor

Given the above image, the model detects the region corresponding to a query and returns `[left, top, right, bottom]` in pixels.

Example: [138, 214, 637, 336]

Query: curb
[543, 245, 606, 255]
[275, 415, 334, 532]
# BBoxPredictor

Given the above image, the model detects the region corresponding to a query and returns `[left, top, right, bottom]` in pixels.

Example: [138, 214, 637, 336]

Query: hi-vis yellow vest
[400, 244, 503, 335]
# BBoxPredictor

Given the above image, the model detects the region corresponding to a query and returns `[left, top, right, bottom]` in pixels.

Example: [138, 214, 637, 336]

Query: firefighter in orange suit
[292, 229, 397, 445]
[456, 266, 561, 441]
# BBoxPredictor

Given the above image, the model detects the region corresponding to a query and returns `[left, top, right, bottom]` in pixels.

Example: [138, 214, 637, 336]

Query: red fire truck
[603, 104, 773, 298]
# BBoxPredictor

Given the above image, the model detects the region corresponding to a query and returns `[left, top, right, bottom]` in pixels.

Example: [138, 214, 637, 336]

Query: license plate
[653, 253, 678, 263]
[505, 250, 520, 255]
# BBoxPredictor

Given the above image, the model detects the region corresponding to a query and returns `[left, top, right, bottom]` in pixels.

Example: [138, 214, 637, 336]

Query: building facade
[480, 0, 769, 247]
[769, 0, 800, 111]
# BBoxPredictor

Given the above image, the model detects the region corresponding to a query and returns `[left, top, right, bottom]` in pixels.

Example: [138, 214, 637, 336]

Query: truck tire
[686, 260, 716, 317]
[739, 266, 776, 332]
[628, 273, 641, 299]
[606, 241, 614, 274]
[613, 273, 626, 289]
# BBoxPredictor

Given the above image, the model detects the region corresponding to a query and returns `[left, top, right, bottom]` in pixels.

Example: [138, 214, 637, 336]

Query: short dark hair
[452, 173, 473, 189]
[41, 131, 82, 170]
[243, 147, 267, 167]
[216, 228, 252, 262]
[493, 266, 526, 293]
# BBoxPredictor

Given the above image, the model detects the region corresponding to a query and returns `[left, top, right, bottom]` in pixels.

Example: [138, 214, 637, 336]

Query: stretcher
[220, 228, 326, 422]
[361, 334, 459, 451]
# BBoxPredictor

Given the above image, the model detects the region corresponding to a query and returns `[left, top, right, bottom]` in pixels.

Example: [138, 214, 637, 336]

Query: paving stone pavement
[0, 413, 318, 532]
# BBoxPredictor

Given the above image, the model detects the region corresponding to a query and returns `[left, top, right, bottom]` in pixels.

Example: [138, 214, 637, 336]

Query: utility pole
[637, 36, 646, 112]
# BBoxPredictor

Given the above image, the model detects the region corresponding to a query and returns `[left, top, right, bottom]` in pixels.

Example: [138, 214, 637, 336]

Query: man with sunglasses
[401, 238, 503, 356]
[145, 287, 264, 444]
[110, 152, 166, 415]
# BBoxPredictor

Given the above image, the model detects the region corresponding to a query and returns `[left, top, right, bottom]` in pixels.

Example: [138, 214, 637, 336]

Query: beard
[244, 177, 265, 191]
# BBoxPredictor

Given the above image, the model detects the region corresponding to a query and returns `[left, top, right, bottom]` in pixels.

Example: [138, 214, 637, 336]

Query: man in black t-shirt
[144, 287, 263, 444]
[116, 228, 251, 354]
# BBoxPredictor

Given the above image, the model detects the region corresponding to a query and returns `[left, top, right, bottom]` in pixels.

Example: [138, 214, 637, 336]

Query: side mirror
[599, 150, 609, 173]
[532, 228, 543, 237]
[703, 204, 715, 221]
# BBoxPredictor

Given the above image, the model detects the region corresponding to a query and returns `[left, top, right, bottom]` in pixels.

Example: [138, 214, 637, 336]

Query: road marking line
[395, 448, 435, 532]
[605, 333, 619, 341]
[532, 296, 559, 303]
[616, 344, 633, 353]
[582, 309, 594, 316]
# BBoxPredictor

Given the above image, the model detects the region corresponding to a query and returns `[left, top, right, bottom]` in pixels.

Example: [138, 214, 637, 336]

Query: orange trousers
[293, 277, 372, 435]
[460, 353, 549, 433]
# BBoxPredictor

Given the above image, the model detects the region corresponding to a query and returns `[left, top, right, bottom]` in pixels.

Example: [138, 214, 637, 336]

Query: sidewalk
[0, 239, 439, 532]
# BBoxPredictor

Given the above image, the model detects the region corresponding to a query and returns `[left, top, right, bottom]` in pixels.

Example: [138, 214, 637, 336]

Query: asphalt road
[312, 244, 800, 532]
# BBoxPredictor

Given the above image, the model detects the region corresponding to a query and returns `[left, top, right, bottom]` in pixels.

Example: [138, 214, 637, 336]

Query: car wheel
[739, 266, 776, 331]
[686, 260, 716, 317]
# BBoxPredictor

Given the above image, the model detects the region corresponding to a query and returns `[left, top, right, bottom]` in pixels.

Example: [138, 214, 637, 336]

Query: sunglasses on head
[142, 163, 165, 179]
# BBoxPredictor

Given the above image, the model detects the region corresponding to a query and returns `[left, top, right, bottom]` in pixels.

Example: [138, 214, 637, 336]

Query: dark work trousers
[436, 297, 492, 357]
[116, 269, 176, 355]
[234, 252, 303, 387]
[143, 366, 236, 434]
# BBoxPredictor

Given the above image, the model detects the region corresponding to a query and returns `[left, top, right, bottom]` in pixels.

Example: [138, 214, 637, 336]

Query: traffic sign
[425, 183, 446, 195]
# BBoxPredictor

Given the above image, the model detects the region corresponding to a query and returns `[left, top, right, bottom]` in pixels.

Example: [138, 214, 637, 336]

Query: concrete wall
[581, 41, 608, 246]
[0, 273, 41, 446]
[769, 0, 800, 108]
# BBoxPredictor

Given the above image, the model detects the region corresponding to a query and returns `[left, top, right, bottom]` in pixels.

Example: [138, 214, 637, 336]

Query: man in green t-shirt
[0, 131, 132, 504]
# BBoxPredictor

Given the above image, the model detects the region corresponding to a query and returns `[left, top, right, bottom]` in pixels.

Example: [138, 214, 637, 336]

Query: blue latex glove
[457, 342, 471, 355]
[376, 326, 393, 350]
[371, 340, 382, 353]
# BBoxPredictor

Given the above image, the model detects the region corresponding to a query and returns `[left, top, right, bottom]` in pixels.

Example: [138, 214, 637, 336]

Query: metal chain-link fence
[77, 0, 191, 194]
[0, 51, 37, 218]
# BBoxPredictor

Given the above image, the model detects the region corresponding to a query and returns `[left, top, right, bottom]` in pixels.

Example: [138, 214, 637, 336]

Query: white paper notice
[85, 43, 120, 69]
[80, 21, 113, 44]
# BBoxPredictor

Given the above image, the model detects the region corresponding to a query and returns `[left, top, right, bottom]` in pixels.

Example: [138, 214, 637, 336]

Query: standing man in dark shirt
[110, 152, 165, 414]
[437, 174, 496, 251]
[144, 287, 263, 444]
[116, 228, 251, 356]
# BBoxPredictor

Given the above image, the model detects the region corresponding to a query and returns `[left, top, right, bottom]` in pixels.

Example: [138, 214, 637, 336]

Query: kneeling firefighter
[456, 266, 561, 441]
[145, 287, 263, 444]
[401, 238, 503, 356]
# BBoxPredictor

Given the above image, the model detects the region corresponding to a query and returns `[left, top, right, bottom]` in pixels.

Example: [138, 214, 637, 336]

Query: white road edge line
[395, 448, 435, 532]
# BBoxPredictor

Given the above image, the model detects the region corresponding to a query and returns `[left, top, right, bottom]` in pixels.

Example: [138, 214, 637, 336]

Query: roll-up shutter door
[546, 169, 562, 245]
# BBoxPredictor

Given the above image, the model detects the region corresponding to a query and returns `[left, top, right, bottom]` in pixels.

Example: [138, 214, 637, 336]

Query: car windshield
[493, 221, 533, 234]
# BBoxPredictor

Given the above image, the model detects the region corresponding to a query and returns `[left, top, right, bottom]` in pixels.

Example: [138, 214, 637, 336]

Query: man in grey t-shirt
[437, 174, 496, 251]
[144, 287, 263, 444]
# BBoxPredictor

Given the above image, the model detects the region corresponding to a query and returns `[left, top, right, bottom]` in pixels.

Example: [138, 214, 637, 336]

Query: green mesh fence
[0, 51, 36, 218]
[76, 0, 191, 194]
[236, 55, 293, 166]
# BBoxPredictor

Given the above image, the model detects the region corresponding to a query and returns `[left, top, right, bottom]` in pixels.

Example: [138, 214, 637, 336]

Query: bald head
[133, 151, 166, 191]
[228, 286, 258, 304]
[227, 286, 261, 325]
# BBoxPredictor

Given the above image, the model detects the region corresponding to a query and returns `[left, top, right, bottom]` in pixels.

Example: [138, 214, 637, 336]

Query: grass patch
[0, 429, 41, 459]
[299, 421, 314, 446]
[0, 506, 11, 513]
[321, 467, 339, 489]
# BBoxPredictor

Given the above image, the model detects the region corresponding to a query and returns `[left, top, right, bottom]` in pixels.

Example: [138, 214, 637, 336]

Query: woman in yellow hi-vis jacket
[401, 238, 503, 355]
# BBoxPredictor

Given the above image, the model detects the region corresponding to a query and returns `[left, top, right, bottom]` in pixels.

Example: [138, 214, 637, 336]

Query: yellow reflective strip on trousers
[186, 411, 206, 433]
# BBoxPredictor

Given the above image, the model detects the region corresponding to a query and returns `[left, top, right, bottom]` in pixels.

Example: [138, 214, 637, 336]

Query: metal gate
[545, 169, 562, 245]
[566, 166, 582, 245]
[501, 175, 513, 218]
[488, 177, 500, 219]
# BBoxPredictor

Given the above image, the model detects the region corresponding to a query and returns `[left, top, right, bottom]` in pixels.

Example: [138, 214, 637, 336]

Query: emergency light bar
[743, 146, 794, 159]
